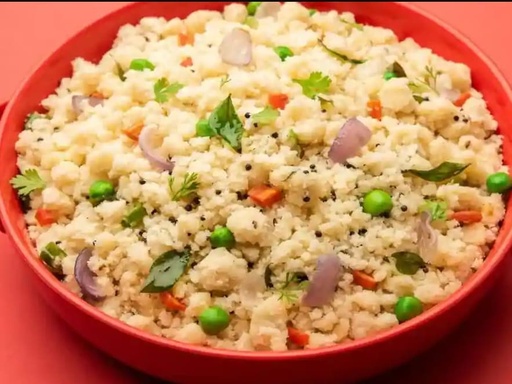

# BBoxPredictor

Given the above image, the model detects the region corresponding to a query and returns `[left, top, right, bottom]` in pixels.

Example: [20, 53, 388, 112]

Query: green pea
[89, 180, 115, 206]
[247, 2, 262, 16]
[486, 172, 512, 193]
[121, 202, 147, 228]
[210, 226, 235, 249]
[309, 9, 318, 16]
[199, 306, 230, 335]
[383, 71, 396, 81]
[129, 58, 155, 71]
[196, 119, 216, 137]
[394, 296, 423, 323]
[274, 46, 294, 62]
[362, 189, 393, 217]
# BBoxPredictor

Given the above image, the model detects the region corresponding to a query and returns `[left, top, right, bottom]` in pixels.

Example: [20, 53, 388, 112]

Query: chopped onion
[417, 211, 438, 263]
[254, 2, 281, 19]
[138, 125, 175, 172]
[239, 270, 266, 307]
[74, 248, 105, 301]
[439, 88, 461, 103]
[71, 95, 104, 115]
[219, 28, 252, 66]
[302, 254, 342, 307]
[328, 118, 372, 164]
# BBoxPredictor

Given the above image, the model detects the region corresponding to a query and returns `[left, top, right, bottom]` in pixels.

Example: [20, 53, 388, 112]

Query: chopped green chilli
[403, 162, 470, 182]
[274, 46, 294, 61]
[251, 106, 279, 125]
[121, 202, 147, 228]
[129, 58, 155, 71]
[40, 242, 67, 274]
[140, 249, 190, 293]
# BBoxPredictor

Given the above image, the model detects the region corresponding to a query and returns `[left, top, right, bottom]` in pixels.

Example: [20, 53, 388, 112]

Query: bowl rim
[2, 1, 512, 361]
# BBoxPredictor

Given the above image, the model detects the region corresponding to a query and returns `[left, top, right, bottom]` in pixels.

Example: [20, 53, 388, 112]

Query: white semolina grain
[12, 2, 508, 352]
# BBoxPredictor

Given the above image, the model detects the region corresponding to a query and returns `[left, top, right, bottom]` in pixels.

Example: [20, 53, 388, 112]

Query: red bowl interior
[1, 2, 512, 383]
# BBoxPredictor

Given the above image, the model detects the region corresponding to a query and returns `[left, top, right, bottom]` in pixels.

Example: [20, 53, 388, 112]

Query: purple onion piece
[74, 247, 105, 301]
[72, 95, 104, 115]
[138, 125, 175, 172]
[301, 254, 342, 307]
[328, 118, 372, 164]
[219, 28, 252, 66]
[254, 2, 281, 19]
[417, 211, 438, 263]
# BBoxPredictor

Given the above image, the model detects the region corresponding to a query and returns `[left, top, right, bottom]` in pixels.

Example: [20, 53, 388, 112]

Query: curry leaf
[403, 162, 470, 182]
[391, 62, 407, 78]
[318, 40, 366, 65]
[141, 250, 190, 293]
[392, 252, 425, 275]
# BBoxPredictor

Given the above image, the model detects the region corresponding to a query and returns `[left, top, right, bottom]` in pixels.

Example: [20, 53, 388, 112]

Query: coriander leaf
[10, 169, 46, 196]
[24, 112, 47, 131]
[391, 62, 407, 78]
[154, 78, 184, 103]
[129, 58, 155, 71]
[287, 129, 304, 158]
[403, 162, 470, 182]
[408, 65, 440, 95]
[220, 74, 231, 88]
[277, 271, 309, 303]
[318, 40, 365, 65]
[208, 95, 244, 152]
[40, 242, 67, 274]
[252, 106, 279, 125]
[169, 172, 200, 201]
[392, 252, 426, 275]
[419, 200, 448, 221]
[340, 18, 364, 31]
[264, 264, 274, 288]
[292, 71, 332, 99]
[140, 250, 190, 293]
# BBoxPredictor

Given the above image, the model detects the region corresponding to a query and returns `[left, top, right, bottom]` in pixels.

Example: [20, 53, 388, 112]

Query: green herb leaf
[403, 162, 470, 182]
[154, 78, 184, 103]
[195, 119, 216, 137]
[391, 62, 407, 78]
[287, 129, 304, 157]
[208, 95, 244, 152]
[408, 65, 440, 96]
[413, 95, 426, 103]
[419, 200, 448, 221]
[252, 106, 279, 125]
[40, 242, 67, 274]
[115, 62, 126, 81]
[392, 252, 426, 275]
[309, 9, 318, 16]
[292, 71, 332, 99]
[318, 40, 365, 65]
[277, 271, 309, 302]
[169, 172, 200, 202]
[10, 169, 46, 196]
[340, 18, 364, 31]
[24, 112, 47, 130]
[140, 249, 190, 293]
[121, 202, 147, 228]
[220, 74, 231, 88]
[243, 16, 259, 29]
[129, 58, 155, 72]
[264, 265, 274, 288]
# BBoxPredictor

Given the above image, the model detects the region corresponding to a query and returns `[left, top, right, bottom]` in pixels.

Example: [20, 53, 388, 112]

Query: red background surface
[1, 2, 512, 383]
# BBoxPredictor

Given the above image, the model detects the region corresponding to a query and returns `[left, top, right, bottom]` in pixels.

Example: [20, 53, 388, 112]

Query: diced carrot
[160, 292, 186, 311]
[35, 208, 57, 227]
[122, 123, 144, 141]
[90, 92, 104, 99]
[268, 93, 289, 110]
[352, 270, 378, 290]
[287, 326, 309, 347]
[449, 210, 482, 224]
[248, 185, 282, 208]
[180, 57, 193, 67]
[453, 92, 471, 107]
[178, 32, 194, 46]
[367, 99, 382, 120]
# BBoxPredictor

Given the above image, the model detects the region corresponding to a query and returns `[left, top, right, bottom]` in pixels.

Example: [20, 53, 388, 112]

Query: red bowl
[1, 2, 512, 384]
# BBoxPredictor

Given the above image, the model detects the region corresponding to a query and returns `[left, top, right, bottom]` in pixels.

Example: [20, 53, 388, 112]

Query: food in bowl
[10, 1, 510, 351]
